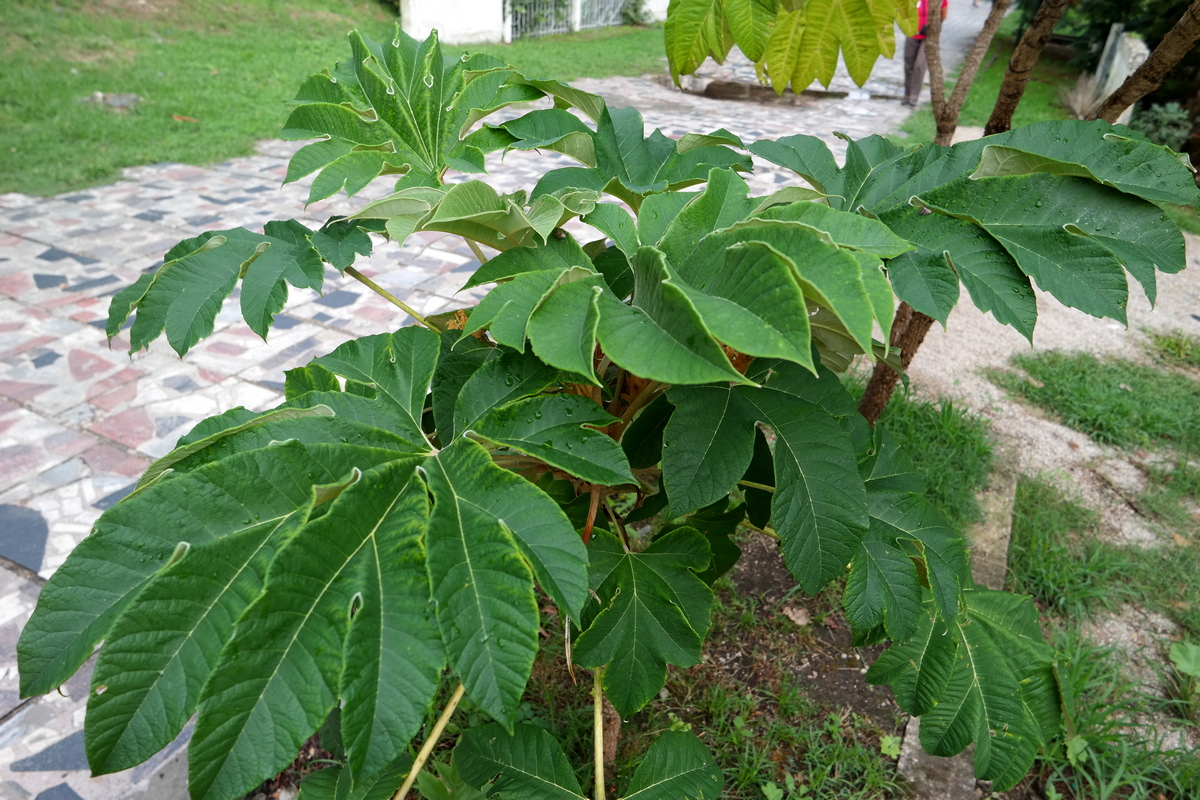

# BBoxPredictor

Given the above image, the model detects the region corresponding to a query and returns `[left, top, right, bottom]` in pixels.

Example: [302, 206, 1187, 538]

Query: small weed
[990, 351, 1200, 450]
[1034, 627, 1200, 800]
[1144, 327, 1200, 370]
[618, 583, 906, 799]
[1007, 477, 1135, 619]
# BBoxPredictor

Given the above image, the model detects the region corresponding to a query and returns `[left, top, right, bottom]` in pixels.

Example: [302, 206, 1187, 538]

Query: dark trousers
[904, 37, 928, 104]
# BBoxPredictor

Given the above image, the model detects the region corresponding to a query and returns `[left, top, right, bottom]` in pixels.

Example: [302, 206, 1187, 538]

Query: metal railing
[507, 0, 627, 39]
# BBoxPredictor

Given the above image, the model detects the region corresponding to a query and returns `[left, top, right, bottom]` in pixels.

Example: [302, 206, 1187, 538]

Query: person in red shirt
[903, 0, 950, 106]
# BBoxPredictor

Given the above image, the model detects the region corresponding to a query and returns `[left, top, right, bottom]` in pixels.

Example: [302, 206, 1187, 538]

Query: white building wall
[400, 0, 669, 45]
[645, 0, 671, 22]
[401, 0, 506, 44]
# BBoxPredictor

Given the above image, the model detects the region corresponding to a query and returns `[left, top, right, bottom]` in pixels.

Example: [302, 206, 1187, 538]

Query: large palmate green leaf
[456, 723, 586, 799]
[422, 438, 587, 723]
[970, 120, 1200, 208]
[297, 755, 413, 800]
[311, 327, 441, 448]
[187, 462, 432, 800]
[622, 730, 724, 800]
[596, 248, 751, 386]
[18, 440, 407, 700]
[663, 377, 867, 593]
[108, 221, 328, 356]
[282, 29, 541, 201]
[455, 725, 722, 800]
[867, 590, 1059, 792]
[471, 394, 635, 486]
[917, 173, 1184, 312]
[511, 105, 751, 207]
[573, 529, 713, 716]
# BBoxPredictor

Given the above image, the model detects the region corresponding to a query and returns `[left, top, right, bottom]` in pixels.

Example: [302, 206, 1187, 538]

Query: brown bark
[857, 305, 937, 424]
[1088, 0, 1200, 124]
[860, 3, 1016, 420]
[931, 0, 1014, 145]
[984, 0, 1071, 136]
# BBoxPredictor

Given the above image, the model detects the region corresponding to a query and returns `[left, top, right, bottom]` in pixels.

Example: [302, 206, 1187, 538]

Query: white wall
[401, 0, 506, 44]
[645, 0, 671, 21]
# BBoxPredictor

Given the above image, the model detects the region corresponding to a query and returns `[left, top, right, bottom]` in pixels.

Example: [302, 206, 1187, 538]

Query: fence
[508, 0, 628, 39]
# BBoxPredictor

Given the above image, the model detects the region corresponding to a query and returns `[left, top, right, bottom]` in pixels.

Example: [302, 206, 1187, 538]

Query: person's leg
[904, 38, 927, 105]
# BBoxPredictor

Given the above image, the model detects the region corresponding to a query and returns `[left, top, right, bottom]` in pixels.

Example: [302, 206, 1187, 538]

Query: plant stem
[345, 266, 432, 329]
[619, 381, 665, 426]
[606, 368, 627, 417]
[593, 667, 606, 800]
[742, 520, 781, 540]
[738, 479, 775, 494]
[464, 237, 490, 264]
[601, 496, 630, 550]
[392, 682, 467, 800]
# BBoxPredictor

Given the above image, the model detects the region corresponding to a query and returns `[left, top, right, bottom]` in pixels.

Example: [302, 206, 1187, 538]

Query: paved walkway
[0, 11, 995, 800]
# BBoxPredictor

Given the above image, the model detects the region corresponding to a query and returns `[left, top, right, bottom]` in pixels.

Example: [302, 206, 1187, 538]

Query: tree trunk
[1088, 0, 1200, 124]
[931, 0, 1014, 145]
[984, 0, 1071, 136]
[857, 304, 936, 423]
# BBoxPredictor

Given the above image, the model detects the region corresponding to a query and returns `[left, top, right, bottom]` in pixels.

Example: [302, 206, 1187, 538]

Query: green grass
[1033, 627, 1200, 800]
[470, 24, 666, 81]
[1007, 477, 1136, 619]
[990, 351, 1200, 451]
[0, 1, 664, 196]
[895, 19, 1079, 144]
[1145, 327, 1200, 370]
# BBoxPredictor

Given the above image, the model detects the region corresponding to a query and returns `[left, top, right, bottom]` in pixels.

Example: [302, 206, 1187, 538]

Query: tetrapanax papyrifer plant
[17, 25, 1199, 800]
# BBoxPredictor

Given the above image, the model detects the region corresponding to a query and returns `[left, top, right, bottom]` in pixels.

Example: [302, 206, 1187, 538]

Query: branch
[926, 3, 947, 121]
[934, 0, 1014, 145]
[985, 0, 1071, 136]
[1089, 0, 1200, 123]
[392, 682, 467, 800]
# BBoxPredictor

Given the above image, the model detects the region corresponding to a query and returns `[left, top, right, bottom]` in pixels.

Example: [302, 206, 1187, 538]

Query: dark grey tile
[0, 505, 48, 572]
[11, 731, 88, 772]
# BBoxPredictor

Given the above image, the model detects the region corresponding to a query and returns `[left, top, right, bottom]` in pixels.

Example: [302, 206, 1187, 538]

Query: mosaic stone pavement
[0, 21, 987, 796]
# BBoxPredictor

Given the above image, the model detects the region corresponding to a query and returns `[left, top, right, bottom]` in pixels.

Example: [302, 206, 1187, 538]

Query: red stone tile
[0, 380, 54, 402]
[0, 272, 31, 298]
[199, 368, 227, 384]
[90, 406, 155, 448]
[0, 322, 23, 333]
[358, 305, 394, 322]
[25, 306, 50, 320]
[68, 349, 119, 381]
[81, 443, 151, 477]
[0, 444, 41, 486]
[206, 341, 246, 356]
[86, 367, 142, 411]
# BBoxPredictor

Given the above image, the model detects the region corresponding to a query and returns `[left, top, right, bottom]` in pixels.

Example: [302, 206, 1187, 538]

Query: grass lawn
[0, 0, 665, 196]
[995, 346, 1200, 798]
[895, 17, 1079, 144]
